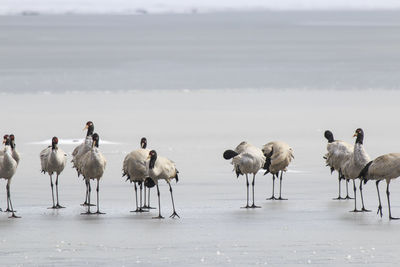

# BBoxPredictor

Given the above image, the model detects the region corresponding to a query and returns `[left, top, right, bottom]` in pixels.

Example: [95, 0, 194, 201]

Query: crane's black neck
[356, 129, 364, 145]
[87, 124, 94, 137]
[149, 151, 157, 169]
[141, 138, 147, 149]
[92, 133, 99, 148]
[4, 138, 10, 146]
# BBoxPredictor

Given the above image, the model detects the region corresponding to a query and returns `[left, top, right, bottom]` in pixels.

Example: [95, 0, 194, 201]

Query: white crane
[40, 136, 67, 209]
[262, 141, 294, 200]
[78, 133, 107, 214]
[342, 128, 371, 212]
[324, 130, 353, 200]
[0, 135, 19, 218]
[359, 153, 400, 220]
[72, 121, 95, 206]
[122, 137, 150, 212]
[224, 142, 266, 208]
[145, 150, 179, 219]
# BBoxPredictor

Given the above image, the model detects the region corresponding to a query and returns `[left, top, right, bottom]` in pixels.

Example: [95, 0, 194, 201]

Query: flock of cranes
[0, 122, 400, 221]
[325, 128, 400, 220]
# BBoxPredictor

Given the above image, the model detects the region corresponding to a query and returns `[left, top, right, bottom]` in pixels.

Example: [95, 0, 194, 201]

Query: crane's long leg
[350, 180, 361, 212]
[376, 180, 383, 218]
[345, 179, 353, 199]
[81, 180, 93, 214]
[130, 182, 139, 212]
[95, 179, 105, 214]
[359, 180, 371, 212]
[81, 179, 88, 206]
[81, 179, 95, 207]
[267, 173, 277, 200]
[153, 184, 164, 219]
[333, 172, 343, 200]
[250, 174, 261, 208]
[137, 182, 148, 213]
[48, 174, 56, 209]
[55, 174, 64, 209]
[168, 182, 180, 218]
[7, 181, 20, 218]
[147, 188, 156, 209]
[139, 182, 143, 209]
[278, 171, 288, 200]
[241, 174, 250, 208]
[143, 186, 147, 208]
[387, 182, 399, 220]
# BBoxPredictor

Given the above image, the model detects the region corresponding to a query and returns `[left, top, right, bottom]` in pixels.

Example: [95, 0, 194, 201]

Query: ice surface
[0, 90, 400, 265]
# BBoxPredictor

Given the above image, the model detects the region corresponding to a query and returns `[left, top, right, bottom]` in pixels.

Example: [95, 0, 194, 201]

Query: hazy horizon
[2, 0, 400, 15]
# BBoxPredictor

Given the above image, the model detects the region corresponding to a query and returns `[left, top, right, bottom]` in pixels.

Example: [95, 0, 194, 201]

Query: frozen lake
[1, 11, 400, 266]
[1, 90, 400, 265]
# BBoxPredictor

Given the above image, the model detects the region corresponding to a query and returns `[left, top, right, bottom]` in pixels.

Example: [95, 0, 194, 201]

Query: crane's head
[324, 130, 334, 143]
[83, 121, 94, 136]
[92, 133, 99, 148]
[140, 137, 147, 149]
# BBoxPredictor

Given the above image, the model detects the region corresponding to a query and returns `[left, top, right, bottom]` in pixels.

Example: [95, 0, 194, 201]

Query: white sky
[1, 0, 400, 14]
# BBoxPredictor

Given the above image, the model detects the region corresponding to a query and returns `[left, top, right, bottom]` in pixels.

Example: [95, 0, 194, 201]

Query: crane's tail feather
[144, 177, 156, 188]
[359, 161, 373, 184]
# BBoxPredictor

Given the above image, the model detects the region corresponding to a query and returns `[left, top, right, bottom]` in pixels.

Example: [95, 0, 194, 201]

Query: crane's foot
[47, 206, 57, 209]
[56, 204, 65, 209]
[361, 207, 371, 212]
[345, 195, 354, 200]
[95, 211, 105, 215]
[241, 205, 251, 209]
[349, 209, 362, 213]
[277, 197, 288, 200]
[9, 213, 20, 219]
[81, 211, 94, 215]
[377, 205, 383, 218]
[266, 196, 277, 200]
[169, 211, 180, 218]
[142, 205, 156, 209]
[4, 208, 16, 212]
[130, 208, 148, 213]
[332, 196, 344, 200]
[80, 202, 96, 207]
[250, 204, 261, 208]
[389, 216, 400, 220]
[152, 215, 165, 219]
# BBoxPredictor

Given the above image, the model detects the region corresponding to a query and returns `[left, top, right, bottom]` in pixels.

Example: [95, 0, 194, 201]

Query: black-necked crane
[359, 153, 400, 220]
[78, 133, 106, 214]
[262, 141, 294, 200]
[122, 137, 150, 212]
[72, 121, 95, 206]
[144, 150, 179, 219]
[342, 128, 371, 212]
[224, 142, 266, 208]
[0, 135, 19, 218]
[324, 130, 353, 200]
[40, 137, 67, 209]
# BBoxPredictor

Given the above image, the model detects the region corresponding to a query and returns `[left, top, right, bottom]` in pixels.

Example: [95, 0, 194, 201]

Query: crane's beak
[83, 125, 89, 131]
[2, 140, 5, 144]
[353, 133, 358, 137]
[147, 155, 151, 160]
